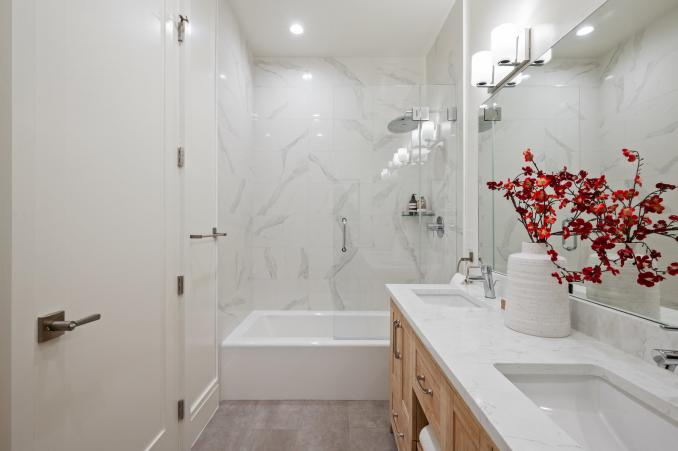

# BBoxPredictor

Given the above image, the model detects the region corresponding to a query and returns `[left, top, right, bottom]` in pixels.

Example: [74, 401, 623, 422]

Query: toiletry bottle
[420, 196, 427, 211]
[409, 194, 417, 213]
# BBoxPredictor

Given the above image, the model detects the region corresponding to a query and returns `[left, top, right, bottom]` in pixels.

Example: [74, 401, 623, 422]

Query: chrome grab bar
[562, 219, 578, 251]
[341, 217, 347, 252]
[392, 319, 402, 359]
[416, 374, 433, 395]
[190, 227, 227, 239]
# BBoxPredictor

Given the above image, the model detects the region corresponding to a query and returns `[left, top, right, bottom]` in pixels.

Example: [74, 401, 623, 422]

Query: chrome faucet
[462, 263, 496, 299]
[652, 349, 678, 372]
[480, 265, 496, 299]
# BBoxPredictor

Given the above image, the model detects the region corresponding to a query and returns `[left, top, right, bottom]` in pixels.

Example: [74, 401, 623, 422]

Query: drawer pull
[392, 411, 405, 439]
[392, 319, 402, 359]
[416, 374, 433, 395]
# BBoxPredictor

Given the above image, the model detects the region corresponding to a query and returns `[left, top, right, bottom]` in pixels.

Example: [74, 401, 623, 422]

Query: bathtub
[220, 310, 390, 400]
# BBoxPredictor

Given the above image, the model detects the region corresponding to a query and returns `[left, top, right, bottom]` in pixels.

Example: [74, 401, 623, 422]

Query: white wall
[0, 0, 10, 445]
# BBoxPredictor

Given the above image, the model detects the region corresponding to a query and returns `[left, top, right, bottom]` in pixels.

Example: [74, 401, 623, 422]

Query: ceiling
[553, 0, 678, 58]
[227, 0, 456, 57]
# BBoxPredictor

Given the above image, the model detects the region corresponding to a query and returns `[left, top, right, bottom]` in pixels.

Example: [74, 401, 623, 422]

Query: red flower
[668, 263, 678, 276]
[622, 148, 637, 162]
[523, 148, 534, 162]
[537, 227, 551, 240]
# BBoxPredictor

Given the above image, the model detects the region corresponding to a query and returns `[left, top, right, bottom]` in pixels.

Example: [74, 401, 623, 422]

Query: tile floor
[192, 400, 397, 451]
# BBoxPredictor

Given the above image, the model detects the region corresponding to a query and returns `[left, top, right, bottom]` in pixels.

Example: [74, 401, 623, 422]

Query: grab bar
[392, 319, 402, 359]
[341, 217, 347, 252]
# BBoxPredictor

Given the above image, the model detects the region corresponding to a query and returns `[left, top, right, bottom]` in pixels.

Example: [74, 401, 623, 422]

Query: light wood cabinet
[390, 301, 501, 451]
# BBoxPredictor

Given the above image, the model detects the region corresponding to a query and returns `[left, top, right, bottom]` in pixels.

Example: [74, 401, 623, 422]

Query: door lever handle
[190, 227, 227, 239]
[37, 311, 102, 343]
[47, 313, 101, 331]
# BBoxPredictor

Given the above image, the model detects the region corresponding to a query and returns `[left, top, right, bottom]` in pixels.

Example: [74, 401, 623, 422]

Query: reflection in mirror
[478, 0, 678, 326]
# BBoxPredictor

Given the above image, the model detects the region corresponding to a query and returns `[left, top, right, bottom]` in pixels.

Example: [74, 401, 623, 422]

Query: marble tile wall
[216, 0, 255, 340]
[247, 57, 460, 315]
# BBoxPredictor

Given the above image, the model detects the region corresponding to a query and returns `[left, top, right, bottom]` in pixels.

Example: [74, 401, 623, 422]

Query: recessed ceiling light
[521, 73, 531, 80]
[302, 72, 313, 81]
[576, 25, 594, 36]
[289, 23, 304, 35]
[219, 74, 227, 80]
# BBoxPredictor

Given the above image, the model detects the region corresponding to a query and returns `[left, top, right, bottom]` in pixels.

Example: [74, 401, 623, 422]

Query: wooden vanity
[390, 300, 499, 451]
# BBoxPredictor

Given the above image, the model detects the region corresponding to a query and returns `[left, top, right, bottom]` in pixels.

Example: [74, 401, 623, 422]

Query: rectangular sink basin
[412, 289, 484, 308]
[496, 364, 678, 451]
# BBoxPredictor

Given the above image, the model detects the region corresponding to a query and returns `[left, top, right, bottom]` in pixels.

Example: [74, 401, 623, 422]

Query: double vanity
[387, 277, 678, 451]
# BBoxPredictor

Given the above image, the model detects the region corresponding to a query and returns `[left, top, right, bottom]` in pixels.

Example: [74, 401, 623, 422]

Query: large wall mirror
[479, 0, 678, 326]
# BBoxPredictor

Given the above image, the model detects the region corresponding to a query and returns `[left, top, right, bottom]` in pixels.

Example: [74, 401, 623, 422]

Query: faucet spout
[480, 265, 496, 299]
[653, 349, 678, 372]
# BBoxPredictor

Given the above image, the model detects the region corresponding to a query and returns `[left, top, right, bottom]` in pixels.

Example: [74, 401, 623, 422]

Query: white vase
[505, 242, 571, 338]
[586, 244, 661, 319]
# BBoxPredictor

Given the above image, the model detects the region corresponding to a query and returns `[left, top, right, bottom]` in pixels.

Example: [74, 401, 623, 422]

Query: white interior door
[11, 0, 180, 450]
[180, 0, 220, 447]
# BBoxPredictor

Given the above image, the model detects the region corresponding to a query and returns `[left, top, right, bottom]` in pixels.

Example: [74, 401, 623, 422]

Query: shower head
[387, 112, 418, 133]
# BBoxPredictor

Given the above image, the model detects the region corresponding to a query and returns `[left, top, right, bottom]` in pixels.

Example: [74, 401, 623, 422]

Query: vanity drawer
[414, 340, 444, 435]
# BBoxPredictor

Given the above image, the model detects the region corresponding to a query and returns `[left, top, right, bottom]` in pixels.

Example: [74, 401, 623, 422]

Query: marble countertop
[386, 275, 678, 451]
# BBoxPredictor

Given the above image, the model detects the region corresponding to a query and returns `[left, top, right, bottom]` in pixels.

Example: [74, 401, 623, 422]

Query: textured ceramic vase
[586, 244, 661, 319]
[505, 242, 571, 338]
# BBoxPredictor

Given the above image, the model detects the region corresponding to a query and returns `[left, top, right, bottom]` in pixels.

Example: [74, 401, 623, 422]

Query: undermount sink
[496, 364, 678, 451]
[412, 289, 485, 308]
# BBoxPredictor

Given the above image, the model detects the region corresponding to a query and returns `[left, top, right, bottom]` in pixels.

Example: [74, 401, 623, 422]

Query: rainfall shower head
[387, 112, 418, 133]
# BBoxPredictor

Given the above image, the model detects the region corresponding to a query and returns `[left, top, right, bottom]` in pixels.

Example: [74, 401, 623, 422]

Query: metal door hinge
[177, 146, 185, 168]
[177, 15, 189, 44]
[177, 275, 184, 295]
[177, 399, 185, 421]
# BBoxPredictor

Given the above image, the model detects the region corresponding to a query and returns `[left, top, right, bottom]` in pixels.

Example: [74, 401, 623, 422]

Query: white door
[11, 0, 180, 450]
[180, 0, 220, 447]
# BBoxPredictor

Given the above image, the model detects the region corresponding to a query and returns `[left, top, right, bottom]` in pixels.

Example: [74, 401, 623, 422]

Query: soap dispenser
[408, 194, 417, 213]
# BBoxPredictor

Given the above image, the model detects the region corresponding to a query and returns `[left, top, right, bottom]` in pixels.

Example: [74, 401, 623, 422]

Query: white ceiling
[553, 0, 678, 58]
[227, 0, 456, 57]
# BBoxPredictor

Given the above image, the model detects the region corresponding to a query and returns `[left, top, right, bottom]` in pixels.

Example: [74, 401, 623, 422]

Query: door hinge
[177, 399, 185, 421]
[177, 15, 189, 44]
[177, 275, 184, 295]
[177, 146, 185, 168]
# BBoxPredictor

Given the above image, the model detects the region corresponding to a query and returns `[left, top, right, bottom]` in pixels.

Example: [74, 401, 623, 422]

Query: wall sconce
[473, 25, 542, 94]
[492, 24, 530, 67]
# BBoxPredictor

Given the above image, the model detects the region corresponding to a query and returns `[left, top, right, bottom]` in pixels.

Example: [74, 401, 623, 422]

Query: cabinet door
[453, 393, 481, 451]
[480, 432, 499, 451]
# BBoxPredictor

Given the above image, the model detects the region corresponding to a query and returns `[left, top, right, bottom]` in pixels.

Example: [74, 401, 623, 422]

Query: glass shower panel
[330, 84, 460, 340]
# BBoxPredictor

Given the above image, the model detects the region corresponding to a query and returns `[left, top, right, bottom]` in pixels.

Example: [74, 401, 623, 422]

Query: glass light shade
[493, 64, 512, 84]
[392, 153, 402, 167]
[471, 51, 493, 86]
[534, 49, 552, 65]
[491, 23, 518, 65]
[508, 73, 524, 86]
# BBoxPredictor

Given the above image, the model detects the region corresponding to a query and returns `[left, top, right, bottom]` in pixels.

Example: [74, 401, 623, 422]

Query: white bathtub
[220, 310, 390, 400]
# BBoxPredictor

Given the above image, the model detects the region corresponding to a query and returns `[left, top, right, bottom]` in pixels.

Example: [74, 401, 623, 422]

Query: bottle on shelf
[408, 194, 418, 214]
[419, 196, 427, 211]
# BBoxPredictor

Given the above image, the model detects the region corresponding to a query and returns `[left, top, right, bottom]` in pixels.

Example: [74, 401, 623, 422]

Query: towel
[419, 425, 442, 451]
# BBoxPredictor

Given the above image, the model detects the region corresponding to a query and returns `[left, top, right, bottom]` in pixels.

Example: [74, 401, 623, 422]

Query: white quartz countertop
[386, 276, 678, 451]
